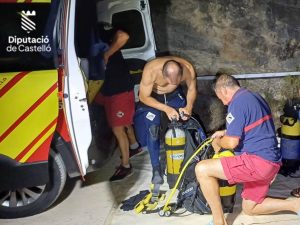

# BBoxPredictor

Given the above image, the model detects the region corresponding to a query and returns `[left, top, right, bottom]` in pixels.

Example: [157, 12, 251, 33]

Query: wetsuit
[134, 86, 186, 169]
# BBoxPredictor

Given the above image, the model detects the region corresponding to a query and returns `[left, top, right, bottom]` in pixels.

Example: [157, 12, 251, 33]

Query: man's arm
[176, 58, 197, 119]
[212, 135, 239, 152]
[139, 64, 180, 120]
[184, 65, 197, 113]
[103, 30, 129, 64]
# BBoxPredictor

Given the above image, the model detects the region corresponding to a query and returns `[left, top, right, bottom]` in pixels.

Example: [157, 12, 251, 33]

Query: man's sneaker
[151, 166, 164, 184]
[109, 164, 133, 182]
[129, 147, 144, 159]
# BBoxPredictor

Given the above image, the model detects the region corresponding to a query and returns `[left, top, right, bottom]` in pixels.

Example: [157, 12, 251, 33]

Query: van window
[0, 3, 59, 73]
[112, 10, 146, 49]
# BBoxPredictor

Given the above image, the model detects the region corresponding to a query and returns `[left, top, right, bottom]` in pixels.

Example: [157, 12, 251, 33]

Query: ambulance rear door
[59, 0, 91, 176]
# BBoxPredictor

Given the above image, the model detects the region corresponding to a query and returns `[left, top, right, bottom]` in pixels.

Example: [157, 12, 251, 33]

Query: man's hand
[212, 138, 222, 153]
[165, 107, 180, 121]
[211, 130, 226, 139]
[211, 130, 225, 153]
[179, 107, 191, 120]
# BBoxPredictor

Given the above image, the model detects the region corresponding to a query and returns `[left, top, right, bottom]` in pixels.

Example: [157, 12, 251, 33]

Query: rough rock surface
[150, 0, 300, 74]
[150, 0, 300, 131]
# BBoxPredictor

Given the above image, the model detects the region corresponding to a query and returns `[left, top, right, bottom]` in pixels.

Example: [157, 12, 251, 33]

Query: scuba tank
[213, 150, 236, 213]
[165, 119, 186, 189]
[279, 99, 300, 176]
[160, 139, 237, 217]
[280, 115, 300, 159]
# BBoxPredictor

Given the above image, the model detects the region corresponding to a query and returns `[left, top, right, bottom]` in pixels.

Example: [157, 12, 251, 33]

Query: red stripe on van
[15, 118, 57, 161]
[0, 82, 57, 143]
[26, 134, 53, 162]
[0, 71, 29, 98]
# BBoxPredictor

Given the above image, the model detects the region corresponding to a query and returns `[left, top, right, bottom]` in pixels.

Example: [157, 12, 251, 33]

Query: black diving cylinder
[165, 120, 186, 189]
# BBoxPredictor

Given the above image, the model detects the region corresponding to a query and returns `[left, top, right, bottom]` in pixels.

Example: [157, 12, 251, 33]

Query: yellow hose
[162, 138, 213, 212]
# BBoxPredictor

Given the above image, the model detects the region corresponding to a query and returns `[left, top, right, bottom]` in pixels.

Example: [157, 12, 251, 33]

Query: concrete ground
[1, 150, 300, 225]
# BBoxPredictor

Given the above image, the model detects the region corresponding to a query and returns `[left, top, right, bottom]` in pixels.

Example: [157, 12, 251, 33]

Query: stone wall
[149, 0, 300, 132]
[150, 0, 300, 74]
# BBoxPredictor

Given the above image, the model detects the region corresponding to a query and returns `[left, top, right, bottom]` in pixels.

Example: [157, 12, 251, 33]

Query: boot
[152, 166, 164, 184]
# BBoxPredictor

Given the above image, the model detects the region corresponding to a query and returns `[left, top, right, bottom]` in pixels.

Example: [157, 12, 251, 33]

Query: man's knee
[242, 200, 257, 216]
[112, 126, 125, 136]
[149, 125, 160, 140]
[195, 161, 210, 178]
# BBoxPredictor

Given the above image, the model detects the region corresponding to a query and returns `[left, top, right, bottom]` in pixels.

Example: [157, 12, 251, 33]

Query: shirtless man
[134, 56, 197, 184]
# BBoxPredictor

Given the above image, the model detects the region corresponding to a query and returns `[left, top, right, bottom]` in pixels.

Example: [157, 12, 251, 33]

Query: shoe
[291, 187, 300, 198]
[129, 147, 144, 159]
[207, 221, 213, 225]
[151, 166, 164, 184]
[109, 164, 133, 182]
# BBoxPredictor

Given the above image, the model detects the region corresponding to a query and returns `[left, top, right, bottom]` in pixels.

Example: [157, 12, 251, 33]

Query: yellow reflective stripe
[0, 89, 57, 158]
[220, 185, 236, 196]
[20, 123, 56, 162]
[0, 70, 57, 135]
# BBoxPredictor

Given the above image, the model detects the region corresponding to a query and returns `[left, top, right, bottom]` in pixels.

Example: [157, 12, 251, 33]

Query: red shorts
[220, 153, 281, 203]
[95, 91, 135, 127]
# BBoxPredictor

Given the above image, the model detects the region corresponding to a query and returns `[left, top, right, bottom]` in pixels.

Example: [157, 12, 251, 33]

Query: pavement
[1, 150, 300, 225]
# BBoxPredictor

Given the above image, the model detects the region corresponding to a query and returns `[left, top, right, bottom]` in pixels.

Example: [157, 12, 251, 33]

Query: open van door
[58, 0, 157, 175]
[60, 0, 91, 176]
[97, 0, 156, 61]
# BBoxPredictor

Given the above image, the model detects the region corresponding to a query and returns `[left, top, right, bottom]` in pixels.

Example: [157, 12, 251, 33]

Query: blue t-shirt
[226, 88, 281, 163]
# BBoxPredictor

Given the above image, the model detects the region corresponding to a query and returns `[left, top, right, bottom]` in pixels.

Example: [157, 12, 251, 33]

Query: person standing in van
[95, 23, 143, 182]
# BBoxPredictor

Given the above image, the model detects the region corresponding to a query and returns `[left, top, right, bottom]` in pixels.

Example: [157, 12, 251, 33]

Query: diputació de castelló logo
[6, 9, 51, 53]
[19, 10, 36, 34]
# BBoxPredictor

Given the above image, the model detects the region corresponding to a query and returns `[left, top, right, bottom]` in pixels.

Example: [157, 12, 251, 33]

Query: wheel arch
[51, 132, 82, 178]
[0, 149, 67, 218]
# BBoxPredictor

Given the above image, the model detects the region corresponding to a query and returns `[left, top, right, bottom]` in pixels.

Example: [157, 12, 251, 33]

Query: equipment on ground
[120, 190, 150, 211]
[159, 138, 236, 217]
[159, 138, 213, 216]
[134, 115, 206, 214]
[279, 99, 300, 177]
[134, 184, 166, 214]
[133, 115, 236, 216]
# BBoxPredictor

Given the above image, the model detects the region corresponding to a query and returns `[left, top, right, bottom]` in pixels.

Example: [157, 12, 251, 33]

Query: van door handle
[79, 98, 87, 102]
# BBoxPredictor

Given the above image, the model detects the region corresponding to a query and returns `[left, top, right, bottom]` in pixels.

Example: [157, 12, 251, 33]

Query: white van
[0, 0, 156, 218]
